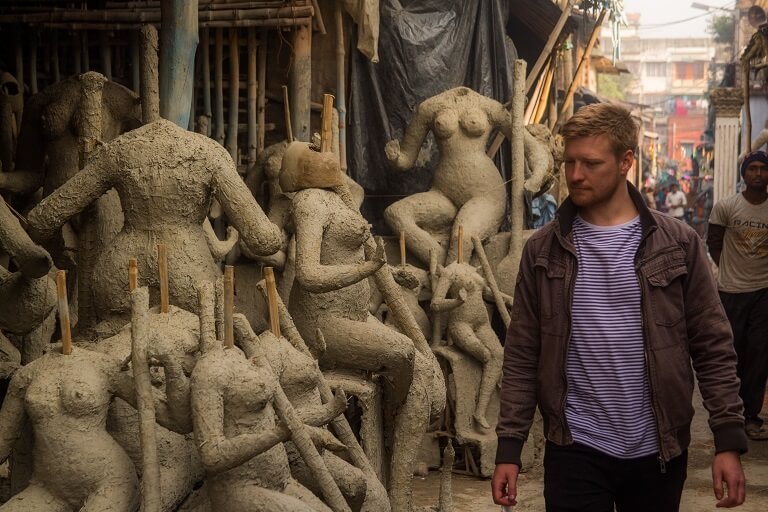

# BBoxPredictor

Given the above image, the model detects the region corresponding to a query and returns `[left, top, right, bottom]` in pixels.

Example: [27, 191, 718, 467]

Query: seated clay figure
[191, 285, 344, 512]
[27, 119, 282, 332]
[384, 87, 555, 265]
[0, 333, 190, 511]
[284, 141, 438, 511]
[430, 262, 504, 430]
[234, 312, 390, 512]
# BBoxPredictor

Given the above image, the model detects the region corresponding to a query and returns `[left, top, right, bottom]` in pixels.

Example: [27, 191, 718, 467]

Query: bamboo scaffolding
[247, 28, 258, 163]
[282, 84, 293, 142]
[56, 270, 72, 355]
[225, 27, 240, 162]
[130, 30, 140, 93]
[321, 93, 334, 152]
[100, 31, 112, 80]
[157, 243, 169, 313]
[257, 29, 267, 154]
[0, 6, 314, 23]
[214, 28, 225, 144]
[40, 18, 312, 30]
[335, 4, 347, 172]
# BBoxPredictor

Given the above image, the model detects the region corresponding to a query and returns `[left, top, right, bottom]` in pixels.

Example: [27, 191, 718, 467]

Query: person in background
[665, 182, 687, 221]
[707, 150, 768, 441]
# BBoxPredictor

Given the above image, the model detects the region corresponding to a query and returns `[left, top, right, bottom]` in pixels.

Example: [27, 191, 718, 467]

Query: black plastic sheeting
[348, 0, 517, 232]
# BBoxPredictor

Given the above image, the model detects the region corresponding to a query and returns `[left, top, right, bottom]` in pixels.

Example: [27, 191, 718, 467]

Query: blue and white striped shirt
[565, 215, 658, 458]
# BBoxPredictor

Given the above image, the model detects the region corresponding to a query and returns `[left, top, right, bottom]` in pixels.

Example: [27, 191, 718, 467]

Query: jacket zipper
[636, 255, 667, 474]
[560, 240, 577, 441]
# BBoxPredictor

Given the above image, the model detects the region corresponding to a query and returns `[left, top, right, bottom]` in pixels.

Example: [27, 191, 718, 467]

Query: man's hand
[491, 463, 519, 507]
[712, 451, 745, 508]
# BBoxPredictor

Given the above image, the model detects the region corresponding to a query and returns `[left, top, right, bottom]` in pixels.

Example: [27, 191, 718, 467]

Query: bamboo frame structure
[226, 27, 240, 163]
[157, 244, 169, 313]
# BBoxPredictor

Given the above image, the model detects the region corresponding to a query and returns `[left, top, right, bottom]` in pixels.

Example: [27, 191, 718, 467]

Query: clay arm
[0, 197, 52, 278]
[0, 368, 29, 464]
[483, 286, 513, 306]
[191, 385, 344, 475]
[203, 218, 239, 260]
[212, 150, 282, 258]
[385, 98, 438, 171]
[523, 128, 556, 194]
[293, 198, 384, 293]
[26, 147, 115, 242]
[430, 276, 465, 312]
[0, 171, 43, 195]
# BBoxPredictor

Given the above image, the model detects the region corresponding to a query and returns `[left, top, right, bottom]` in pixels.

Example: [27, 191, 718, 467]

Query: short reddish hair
[561, 103, 638, 160]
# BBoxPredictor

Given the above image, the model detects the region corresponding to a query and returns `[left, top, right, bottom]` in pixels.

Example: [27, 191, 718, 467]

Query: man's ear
[620, 149, 635, 175]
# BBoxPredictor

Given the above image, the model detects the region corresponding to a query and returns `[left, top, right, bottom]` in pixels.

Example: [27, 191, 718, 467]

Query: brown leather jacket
[496, 184, 747, 467]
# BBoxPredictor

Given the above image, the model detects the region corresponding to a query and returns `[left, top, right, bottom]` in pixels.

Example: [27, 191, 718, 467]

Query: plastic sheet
[347, 0, 517, 231]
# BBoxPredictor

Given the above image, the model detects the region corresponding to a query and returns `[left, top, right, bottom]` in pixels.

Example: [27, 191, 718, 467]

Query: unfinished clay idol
[26, 119, 282, 331]
[431, 262, 502, 430]
[285, 141, 440, 511]
[384, 87, 555, 265]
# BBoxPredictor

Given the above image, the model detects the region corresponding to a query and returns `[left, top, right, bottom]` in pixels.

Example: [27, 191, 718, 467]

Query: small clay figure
[430, 262, 504, 430]
[27, 119, 282, 331]
[384, 87, 555, 265]
[284, 141, 438, 511]
[0, 339, 189, 511]
[191, 285, 343, 512]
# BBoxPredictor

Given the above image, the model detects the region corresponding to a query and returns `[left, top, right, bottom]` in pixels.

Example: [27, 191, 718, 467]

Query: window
[645, 62, 667, 77]
[693, 62, 706, 79]
[675, 63, 694, 80]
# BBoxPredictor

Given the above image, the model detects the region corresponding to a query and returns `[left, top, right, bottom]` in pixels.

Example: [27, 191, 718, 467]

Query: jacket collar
[556, 181, 657, 238]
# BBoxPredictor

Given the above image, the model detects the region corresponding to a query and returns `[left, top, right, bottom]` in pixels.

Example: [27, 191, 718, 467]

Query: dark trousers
[719, 288, 768, 425]
[543, 442, 687, 512]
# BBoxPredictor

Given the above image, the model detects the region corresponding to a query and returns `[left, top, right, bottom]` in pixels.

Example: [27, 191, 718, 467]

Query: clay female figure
[191, 287, 341, 512]
[384, 87, 554, 265]
[234, 313, 389, 512]
[284, 141, 436, 511]
[431, 262, 504, 430]
[0, 342, 189, 511]
[27, 119, 282, 331]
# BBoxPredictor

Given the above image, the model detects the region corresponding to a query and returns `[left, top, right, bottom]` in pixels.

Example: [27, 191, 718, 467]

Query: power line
[634, 0, 735, 31]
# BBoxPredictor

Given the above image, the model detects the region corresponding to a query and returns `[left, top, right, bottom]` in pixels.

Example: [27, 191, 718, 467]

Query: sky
[622, 0, 732, 38]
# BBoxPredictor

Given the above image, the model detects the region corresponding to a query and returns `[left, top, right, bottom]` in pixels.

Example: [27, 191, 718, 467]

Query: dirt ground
[413, 388, 768, 511]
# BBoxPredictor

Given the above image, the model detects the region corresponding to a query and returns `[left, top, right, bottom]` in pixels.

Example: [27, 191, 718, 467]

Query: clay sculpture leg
[318, 315, 416, 407]
[449, 322, 503, 430]
[80, 474, 140, 512]
[447, 192, 506, 265]
[288, 448, 369, 512]
[383, 190, 457, 266]
[0, 484, 70, 512]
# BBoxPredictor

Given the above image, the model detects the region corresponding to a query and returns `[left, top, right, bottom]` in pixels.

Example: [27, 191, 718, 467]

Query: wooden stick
[130, 286, 161, 512]
[310, 0, 326, 34]
[399, 231, 406, 267]
[554, 9, 607, 132]
[472, 237, 511, 328]
[130, 30, 140, 94]
[282, 84, 293, 142]
[223, 265, 234, 348]
[457, 225, 464, 264]
[129, 258, 138, 291]
[523, 57, 550, 125]
[335, 3, 347, 172]
[290, 24, 312, 142]
[214, 27, 225, 144]
[533, 64, 555, 124]
[226, 27, 240, 163]
[56, 270, 72, 355]
[247, 28, 258, 163]
[157, 243, 169, 313]
[321, 93, 335, 153]
[508, 60, 527, 280]
[256, 29, 267, 155]
[263, 267, 281, 338]
[139, 25, 160, 124]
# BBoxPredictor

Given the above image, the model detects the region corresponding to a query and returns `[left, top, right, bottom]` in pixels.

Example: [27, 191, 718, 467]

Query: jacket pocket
[650, 344, 695, 431]
[535, 257, 565, 321]
[643, 250, 688, 328]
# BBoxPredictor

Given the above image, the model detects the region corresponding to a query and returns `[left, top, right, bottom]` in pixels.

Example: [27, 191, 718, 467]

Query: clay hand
[384, 139, 401, 164]
[458, 288, 468, 303]
[366, 236, 387, 271]
[147, 334, 179, 366]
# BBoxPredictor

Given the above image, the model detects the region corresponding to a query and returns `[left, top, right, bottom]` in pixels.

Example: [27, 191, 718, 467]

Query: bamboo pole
[201, 28, 212, 136]
[100, 31, 113, 81]
[157, 243, 169, 313]
[130, 286, 161, 512]
[226, 27, 240, 162]
[335, 4, 347, 172]
[257, 29, 267, 154]
[214, 28, 225, 144]
[82, 31, 90, 71]
[247, 29, 258, 163]
[263, 267, 281, 338]
[311, 0, 326, 34]
[282, 84, 293, 142]
[160, 0, 199, 129]
[56, 270, 72, 355]
[140, 25, 160, 124]
[321, 93, 335, 152]
[72, 32, 82, 75]
[399, 232, 406, 267]
[223, 265, 234, 348]
[29, 31, 38, 94]
[472, 237, 511, 328]
[131, 30, 140, 94]
[533, 65, 554, 124]
[554, 9, 607, 132]
[290, 24, 312, 142]
[129, 258, 138, 291]
[41, 18, 312, 30]
[0, 6, 314, 23]
[524, 57, 550, 125]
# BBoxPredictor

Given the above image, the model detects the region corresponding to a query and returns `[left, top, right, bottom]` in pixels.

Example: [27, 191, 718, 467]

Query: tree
[707, 15, 735, 45]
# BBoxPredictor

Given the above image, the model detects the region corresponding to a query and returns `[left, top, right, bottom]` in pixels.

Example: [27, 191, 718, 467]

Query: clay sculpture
[284, 141, 441, 511]
[384, 87, 555, 266]
[430, 262, 504, 430]
[191, 283, 344, 512]
[0, 328, 190, 511]
[26, 118, 282, 332]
